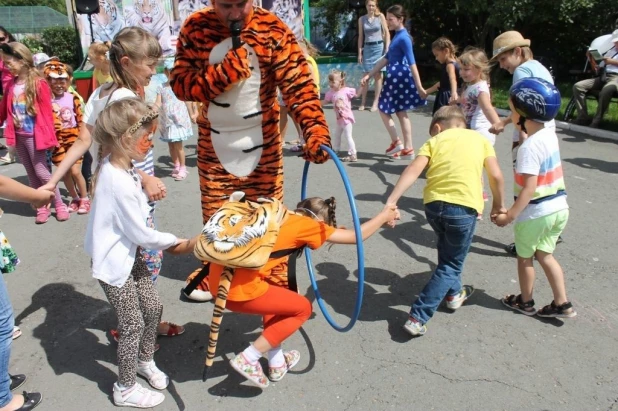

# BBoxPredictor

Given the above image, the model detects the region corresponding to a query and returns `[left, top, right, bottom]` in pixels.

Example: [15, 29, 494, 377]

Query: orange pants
[226, 285, 312, 347]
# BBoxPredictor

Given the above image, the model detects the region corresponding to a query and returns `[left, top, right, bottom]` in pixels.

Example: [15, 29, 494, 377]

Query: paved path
[1, 105, 617, 410]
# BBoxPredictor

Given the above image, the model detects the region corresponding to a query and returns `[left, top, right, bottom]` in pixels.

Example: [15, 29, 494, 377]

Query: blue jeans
[410, 201, 477, 324]
[0, 274, 14, 407]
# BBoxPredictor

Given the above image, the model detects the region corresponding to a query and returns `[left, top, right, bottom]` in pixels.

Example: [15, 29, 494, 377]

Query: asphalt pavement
[1, 103, 617, 411]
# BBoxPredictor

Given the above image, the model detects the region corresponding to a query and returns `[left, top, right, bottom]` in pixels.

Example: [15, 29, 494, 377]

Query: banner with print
[261, 0, 304, 40]
[77, 0, 176, 56]
[77, 0, 305, 58]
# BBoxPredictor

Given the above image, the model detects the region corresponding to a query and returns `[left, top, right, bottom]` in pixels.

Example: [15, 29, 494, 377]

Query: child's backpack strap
[269, 247, 302, 292]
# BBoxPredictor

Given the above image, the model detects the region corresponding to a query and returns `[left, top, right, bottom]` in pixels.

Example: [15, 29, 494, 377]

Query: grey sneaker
[446, 285, 475, 310]
[403, 317, 427, 336]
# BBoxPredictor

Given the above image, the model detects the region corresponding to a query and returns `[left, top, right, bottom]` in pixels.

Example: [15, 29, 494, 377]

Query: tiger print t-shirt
[209, 214, 336, 302]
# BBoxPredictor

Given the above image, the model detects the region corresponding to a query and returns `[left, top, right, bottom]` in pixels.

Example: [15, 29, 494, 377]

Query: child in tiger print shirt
[43, 60, 90, 214]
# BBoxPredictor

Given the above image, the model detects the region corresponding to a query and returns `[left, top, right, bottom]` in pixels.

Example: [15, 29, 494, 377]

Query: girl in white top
[85, 97, 197, 408]
[458, 48, 500, 145]
[42, 27, 186, 338]
[41, 27, 166, 201]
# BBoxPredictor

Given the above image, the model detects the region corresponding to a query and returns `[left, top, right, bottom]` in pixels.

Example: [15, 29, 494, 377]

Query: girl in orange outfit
[209, 197, 399, 389]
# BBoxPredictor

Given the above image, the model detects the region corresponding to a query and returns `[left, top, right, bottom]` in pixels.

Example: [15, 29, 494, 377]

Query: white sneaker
[137, 360, 169, 390]
[445, 285, 475, 310]
[402, 317, 426, 336]
[183, 287, 213, 302]
[113, 382, 165, 408]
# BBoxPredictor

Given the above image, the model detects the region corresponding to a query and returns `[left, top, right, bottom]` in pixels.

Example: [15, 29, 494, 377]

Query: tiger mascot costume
[170, 4, 330, 301]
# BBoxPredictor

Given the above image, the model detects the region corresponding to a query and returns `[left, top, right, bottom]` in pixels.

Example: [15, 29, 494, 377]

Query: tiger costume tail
[203, 265, 234, 381]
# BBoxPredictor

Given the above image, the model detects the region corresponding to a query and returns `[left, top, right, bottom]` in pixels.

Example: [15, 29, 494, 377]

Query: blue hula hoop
[301, 144, 365, 332]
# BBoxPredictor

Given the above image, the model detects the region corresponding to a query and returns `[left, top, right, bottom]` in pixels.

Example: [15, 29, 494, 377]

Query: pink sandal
[174, 168, 188, 181]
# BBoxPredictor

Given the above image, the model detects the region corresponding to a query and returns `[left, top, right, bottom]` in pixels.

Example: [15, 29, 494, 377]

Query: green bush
[21, 36, 44, 54]
[41, 27, 80, 69]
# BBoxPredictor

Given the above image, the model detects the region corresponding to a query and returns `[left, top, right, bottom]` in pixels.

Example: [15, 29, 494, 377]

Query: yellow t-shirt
[417, 128, 496, 213]
[93, 68, 112, 86]
[306, 56, 320, 94]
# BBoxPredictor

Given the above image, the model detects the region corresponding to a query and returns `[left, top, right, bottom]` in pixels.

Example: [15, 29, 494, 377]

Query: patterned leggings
[99, 252, 163, 386]
[14, 134, 62, 208]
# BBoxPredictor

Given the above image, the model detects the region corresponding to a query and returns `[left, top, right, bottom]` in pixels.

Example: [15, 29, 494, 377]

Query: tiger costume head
[43, 59, 68, 80]
[194, 191, 288, 269]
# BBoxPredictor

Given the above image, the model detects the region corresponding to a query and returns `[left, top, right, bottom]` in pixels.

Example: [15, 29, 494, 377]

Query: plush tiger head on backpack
[194, 191, 288, 269]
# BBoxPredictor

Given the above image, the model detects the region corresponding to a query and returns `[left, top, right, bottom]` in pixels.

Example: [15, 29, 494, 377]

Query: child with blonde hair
[424, 37, 460, 114]
[154, 58, 196, 180]
[88, 41, 112, 87]
[458, 48, 500, 145]
[322, 69, 359, 162]
[386, 105, 505, 336]
[86, 97, 196, 408]
[0, 42, 69, 223]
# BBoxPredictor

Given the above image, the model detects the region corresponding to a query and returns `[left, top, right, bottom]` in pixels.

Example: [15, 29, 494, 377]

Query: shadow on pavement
[15, 282, 316, 402]
[563, 157, 618, 174]
[14, 283, 118, 401]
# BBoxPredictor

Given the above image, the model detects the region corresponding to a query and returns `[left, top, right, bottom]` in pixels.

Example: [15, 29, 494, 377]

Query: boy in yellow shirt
[386, 106, 506, 336]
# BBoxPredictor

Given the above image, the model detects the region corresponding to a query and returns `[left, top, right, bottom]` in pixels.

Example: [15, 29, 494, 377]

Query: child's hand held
[33, 190, 54, 208]
[142, 175, 167, 202]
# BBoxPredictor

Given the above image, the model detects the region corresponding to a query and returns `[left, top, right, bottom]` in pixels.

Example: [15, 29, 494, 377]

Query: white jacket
[85, 158, 177, 287]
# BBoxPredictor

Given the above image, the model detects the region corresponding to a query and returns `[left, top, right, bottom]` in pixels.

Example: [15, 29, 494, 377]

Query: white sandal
[113, 382, 165, 408]
[137, 360, 169, 390]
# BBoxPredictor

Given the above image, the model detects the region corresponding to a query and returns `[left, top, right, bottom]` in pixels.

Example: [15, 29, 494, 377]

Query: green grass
[490, 80, 618, 132]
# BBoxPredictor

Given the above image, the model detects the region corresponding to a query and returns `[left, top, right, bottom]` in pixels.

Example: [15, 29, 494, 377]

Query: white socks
[242, 344, 263, 364]
[268, 347, 285, 368]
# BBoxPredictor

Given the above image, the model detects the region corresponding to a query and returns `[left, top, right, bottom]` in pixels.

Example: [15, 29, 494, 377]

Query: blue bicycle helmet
[509, 77, 561, 122]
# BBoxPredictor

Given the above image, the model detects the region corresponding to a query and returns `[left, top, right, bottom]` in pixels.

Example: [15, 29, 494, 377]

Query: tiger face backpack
[193, 191, 288, 380]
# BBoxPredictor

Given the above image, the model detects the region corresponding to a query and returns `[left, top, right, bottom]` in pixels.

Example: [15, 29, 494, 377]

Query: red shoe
[35, 207, 51, 224]
[77, 198, 91, 214]
[391, 148, 415, 160]
[385, 140, 403, 155]
[111, 329, 160, 352]
[68, 199, 80, 213]
[55, 203, 70, 221]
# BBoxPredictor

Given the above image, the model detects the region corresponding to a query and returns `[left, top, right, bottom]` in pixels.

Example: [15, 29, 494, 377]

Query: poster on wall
[78, 0, 175, 56]
[261, 0, 304, 40]
[77, 0, 304, 58]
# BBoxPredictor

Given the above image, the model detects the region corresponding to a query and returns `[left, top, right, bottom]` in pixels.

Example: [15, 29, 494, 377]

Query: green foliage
[313, 0, 618, 79]
[41, 26, 80, 69]
[313, 0, 353, 49]
[21, 36, 43, 53]
[0, 0, 67, 15]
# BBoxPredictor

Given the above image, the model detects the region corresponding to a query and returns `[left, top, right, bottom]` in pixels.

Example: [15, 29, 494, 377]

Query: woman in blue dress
[361, 4, 426, 160]
[357, 0, 390, 112]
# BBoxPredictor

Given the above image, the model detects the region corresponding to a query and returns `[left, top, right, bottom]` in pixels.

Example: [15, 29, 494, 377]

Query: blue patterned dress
[378, 28, 426, 114]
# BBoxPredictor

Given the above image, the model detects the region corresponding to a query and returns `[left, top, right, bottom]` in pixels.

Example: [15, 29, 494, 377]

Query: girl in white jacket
[85, 97, 196, 408]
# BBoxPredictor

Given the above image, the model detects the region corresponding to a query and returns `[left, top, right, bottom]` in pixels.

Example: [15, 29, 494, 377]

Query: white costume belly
[207, 39, 263, 177]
